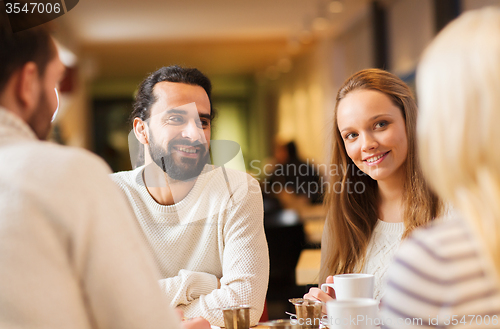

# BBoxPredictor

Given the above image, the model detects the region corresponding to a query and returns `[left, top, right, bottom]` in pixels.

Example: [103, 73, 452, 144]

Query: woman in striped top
[380, 7, 500, 328]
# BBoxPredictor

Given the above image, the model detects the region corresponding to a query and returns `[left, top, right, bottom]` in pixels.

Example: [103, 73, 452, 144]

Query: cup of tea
[326, 298, 379, 329]
[321, 274, 374, 300]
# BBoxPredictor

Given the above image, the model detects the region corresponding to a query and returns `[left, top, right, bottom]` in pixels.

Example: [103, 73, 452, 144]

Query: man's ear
[16, 62, 40, 115]
[133, 117, 149, 145]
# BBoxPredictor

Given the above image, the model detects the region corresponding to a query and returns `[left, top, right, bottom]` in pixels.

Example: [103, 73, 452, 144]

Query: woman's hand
[303, 276, 335, 314]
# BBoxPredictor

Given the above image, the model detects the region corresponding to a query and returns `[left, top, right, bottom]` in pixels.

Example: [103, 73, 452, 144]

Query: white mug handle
[321, 283, 335, 293]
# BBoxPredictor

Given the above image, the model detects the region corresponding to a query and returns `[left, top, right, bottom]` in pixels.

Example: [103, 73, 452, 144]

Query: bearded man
[111, 66, 269, 326]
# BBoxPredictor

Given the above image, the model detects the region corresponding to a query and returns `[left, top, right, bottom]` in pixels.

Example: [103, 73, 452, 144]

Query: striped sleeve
[380, 219, 500, 328]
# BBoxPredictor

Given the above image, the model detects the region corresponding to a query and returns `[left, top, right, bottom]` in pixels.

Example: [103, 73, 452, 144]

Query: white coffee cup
[326, 298, 379, 329]
[321, 274, 374, 300]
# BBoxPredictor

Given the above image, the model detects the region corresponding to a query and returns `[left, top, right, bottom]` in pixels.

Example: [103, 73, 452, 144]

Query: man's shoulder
[50, 143, 111, 176]
[0, 141, 116, 198]
[6, 141, 109, 178]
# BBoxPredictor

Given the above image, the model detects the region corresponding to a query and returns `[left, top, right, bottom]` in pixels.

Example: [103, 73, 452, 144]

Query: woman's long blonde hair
[319, 69, 443, 283]
[417, 7, 500, 280]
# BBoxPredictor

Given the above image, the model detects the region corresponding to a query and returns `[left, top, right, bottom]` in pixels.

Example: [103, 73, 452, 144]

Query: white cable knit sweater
[361, 219, 405, 301]
[111, 165, 269, 326]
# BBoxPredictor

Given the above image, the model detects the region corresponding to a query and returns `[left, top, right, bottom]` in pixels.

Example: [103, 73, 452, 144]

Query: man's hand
[182, 317, 211, 329]
[303, 275, 335, 314]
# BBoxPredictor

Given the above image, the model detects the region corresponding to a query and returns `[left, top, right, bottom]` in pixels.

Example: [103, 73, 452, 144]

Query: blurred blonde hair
[417, 7, 500, 278]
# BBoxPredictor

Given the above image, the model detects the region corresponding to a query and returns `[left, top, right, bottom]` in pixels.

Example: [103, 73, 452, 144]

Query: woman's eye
[375, 121, 388, 129]
[345, 132, 358, 140]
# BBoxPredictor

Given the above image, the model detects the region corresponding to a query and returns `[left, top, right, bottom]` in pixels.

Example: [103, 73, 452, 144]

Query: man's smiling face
[145, 81, 211, 181]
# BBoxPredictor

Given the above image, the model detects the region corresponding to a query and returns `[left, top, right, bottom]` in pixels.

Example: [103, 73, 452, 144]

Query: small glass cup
[222, 305, 251, 329]
[288, 298, 323, 329]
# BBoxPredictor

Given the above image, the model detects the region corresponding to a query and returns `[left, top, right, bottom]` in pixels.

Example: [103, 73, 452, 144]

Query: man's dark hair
[0, 13, 55, 93]
[131, 65, 216, 124]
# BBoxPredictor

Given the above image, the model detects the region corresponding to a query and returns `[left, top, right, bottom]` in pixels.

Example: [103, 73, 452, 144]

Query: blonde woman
[305, 69, 443, 304]
[380, 7, 500, 328]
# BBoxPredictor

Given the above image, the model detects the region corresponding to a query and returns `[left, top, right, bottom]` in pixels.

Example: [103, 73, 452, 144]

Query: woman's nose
[361, 133, 378, 152]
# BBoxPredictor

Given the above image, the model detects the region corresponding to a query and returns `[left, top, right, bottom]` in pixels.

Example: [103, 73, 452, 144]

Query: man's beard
[148, 132, 209, 181]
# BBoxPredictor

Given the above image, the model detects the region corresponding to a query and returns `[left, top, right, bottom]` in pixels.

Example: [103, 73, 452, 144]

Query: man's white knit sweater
[0, 108, 182, 329]
[111, 165, 269, 326]
[361, 219, 405, 301]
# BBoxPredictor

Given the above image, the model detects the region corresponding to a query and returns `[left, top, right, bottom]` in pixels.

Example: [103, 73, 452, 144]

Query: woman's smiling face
[337, 89, 408, 182]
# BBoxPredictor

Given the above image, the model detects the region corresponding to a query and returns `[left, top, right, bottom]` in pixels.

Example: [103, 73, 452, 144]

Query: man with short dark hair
[0, 21, 208, 329]
[111, 66, 269, 326]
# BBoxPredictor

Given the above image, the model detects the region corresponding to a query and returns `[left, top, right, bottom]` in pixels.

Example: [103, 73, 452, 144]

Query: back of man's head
[0, 16, 55, 94]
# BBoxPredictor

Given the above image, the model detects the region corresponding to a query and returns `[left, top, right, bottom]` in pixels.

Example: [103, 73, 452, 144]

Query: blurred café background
[50, 0, 499, 319]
